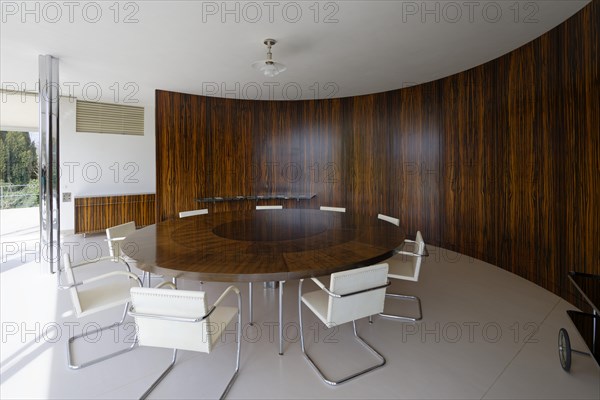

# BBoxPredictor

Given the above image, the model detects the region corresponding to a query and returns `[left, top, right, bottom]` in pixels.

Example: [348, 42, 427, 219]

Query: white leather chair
[106, 221, 158, 287]
[320, 206, 346, 212]
[106, 221, 137, 273]
[179, 208, 209, 218]
[256, 205, 283, 210]
[67, 222, 134, 275]
[106, 221, 137, 261]
[58, 253, 143, 369]
[378, 214, 428, 322]
[298, 263, 390, 385]
[129, 286, 242, 400]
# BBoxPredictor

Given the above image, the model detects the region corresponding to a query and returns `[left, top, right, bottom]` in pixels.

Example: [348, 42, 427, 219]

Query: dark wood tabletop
[121, 209, 405, 282]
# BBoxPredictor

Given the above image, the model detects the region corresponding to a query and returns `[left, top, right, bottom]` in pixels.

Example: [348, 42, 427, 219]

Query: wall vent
[76, 100, 144, 135]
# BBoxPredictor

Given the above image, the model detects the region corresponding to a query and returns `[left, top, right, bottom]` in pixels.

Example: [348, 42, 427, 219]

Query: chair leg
[248, 282, 253, 326]
[67, 302, 137, 370]
[298, 281, 385, 385]
[140, 349, 178, 400]
[220, 290, 243, 400]
[140, 291, 243, 400]
[379, 293, 422, 322]
[279, 280, 285, 355]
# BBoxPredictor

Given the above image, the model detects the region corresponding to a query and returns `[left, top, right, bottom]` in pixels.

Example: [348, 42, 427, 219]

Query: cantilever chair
[377, 214, 428, 321]
[106, 221, 163, 287]
[179, 208, 209, 218]
[298, 263, 390, 385]
[106, 221, 146, 282]
[58, 253, 143, 369]
[320, 206, 346, 213]
[129, 286, 242, 400]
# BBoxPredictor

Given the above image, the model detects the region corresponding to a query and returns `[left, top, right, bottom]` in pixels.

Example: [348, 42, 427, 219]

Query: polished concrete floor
[1, 232, 599, 399]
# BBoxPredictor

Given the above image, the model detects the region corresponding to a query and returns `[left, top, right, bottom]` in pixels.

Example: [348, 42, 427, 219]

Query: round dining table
[121, 208, 405, 354]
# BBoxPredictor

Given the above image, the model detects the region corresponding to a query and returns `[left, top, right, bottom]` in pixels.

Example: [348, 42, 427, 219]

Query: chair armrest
[394, 249, 417, 257]
[128, 307, 209, 323]
[213, 285, 241, 310]
[59, 270, 142, 290]
[71, 255, 132, 272]
[302, 278, 391, 298]
[310, 277, 327, 291]
[297, 277, 328, 298]
[70, 256, 118, 268]
[154, 281, 176, 289]
[128, 285, 241, 324]
[395, 242, 429, 257]
[128, 286, 240, 322]
[324, 281, 391, 298]
[106, 237, 127, 242]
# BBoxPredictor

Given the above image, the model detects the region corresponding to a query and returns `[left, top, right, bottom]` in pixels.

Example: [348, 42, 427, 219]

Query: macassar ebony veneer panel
[155, 1, 599, 304]
[155, 91, 207, 222]
[74, 194, 155, 234]
[439, 1, 599, 304]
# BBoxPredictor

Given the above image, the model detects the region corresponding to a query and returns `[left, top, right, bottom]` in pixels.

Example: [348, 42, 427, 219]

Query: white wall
[59, 97, 155, 233]
[0, 91, 38, 131]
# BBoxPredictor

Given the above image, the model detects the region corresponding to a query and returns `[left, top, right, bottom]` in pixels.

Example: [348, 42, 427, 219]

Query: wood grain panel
[559, 1, 600, 306]
[206, 97, 253, 200]
[155, 1, 599, 304]
[155, 91, 206, 221]
[74, 193, 155, 234]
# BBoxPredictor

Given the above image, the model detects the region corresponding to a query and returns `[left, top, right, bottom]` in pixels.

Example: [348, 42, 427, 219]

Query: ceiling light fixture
[251, 39, 286, 78]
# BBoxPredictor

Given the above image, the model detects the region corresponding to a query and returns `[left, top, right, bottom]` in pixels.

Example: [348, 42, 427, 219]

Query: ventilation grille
[76, 100, 144, 135]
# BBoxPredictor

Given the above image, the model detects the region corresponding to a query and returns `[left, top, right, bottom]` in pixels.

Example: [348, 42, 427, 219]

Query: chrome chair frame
[379, 240, 429, 322]
[57, 257, 143, 370]
[298, 278, 390, 385]
[128, 286, 242, 400]
[105, 221, 152, 286]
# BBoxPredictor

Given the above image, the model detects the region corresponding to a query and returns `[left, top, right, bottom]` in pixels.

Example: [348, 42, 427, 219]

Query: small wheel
[558, 328, 572, 372]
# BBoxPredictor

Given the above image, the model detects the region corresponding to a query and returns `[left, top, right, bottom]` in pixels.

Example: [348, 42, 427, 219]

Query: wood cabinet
[74, 193, 155, 234]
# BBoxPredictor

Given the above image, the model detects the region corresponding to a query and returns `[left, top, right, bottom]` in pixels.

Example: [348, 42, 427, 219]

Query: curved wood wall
[156, 1, 598, 305]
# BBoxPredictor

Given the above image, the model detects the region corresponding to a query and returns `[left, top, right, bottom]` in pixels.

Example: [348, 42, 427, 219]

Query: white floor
[1, 230, 599, 399]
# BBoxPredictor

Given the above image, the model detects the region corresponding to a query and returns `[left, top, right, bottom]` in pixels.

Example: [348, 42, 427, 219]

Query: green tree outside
[0, 131, 39, 208]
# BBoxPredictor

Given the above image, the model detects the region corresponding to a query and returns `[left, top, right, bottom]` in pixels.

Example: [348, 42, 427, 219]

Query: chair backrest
[326, 263, 388, 326]
[256, 205, 283, 210]
[415, 231, 426, 256]
[320, 206, 346, 213]
[406, 231, 426, 281]
[378, 213, 400, 226]
[130, 287, 214, 353]
[106, 221, 136, 257]
[389, 231, 425, 282]
[179, 209, 208, 218]
[62, 254, 83, 316]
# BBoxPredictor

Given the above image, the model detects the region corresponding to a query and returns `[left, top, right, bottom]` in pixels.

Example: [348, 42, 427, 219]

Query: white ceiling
[0, 1, 590, 106]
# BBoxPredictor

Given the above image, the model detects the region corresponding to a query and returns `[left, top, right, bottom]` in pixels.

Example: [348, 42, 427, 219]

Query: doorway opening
[0, 130, 40, 271]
